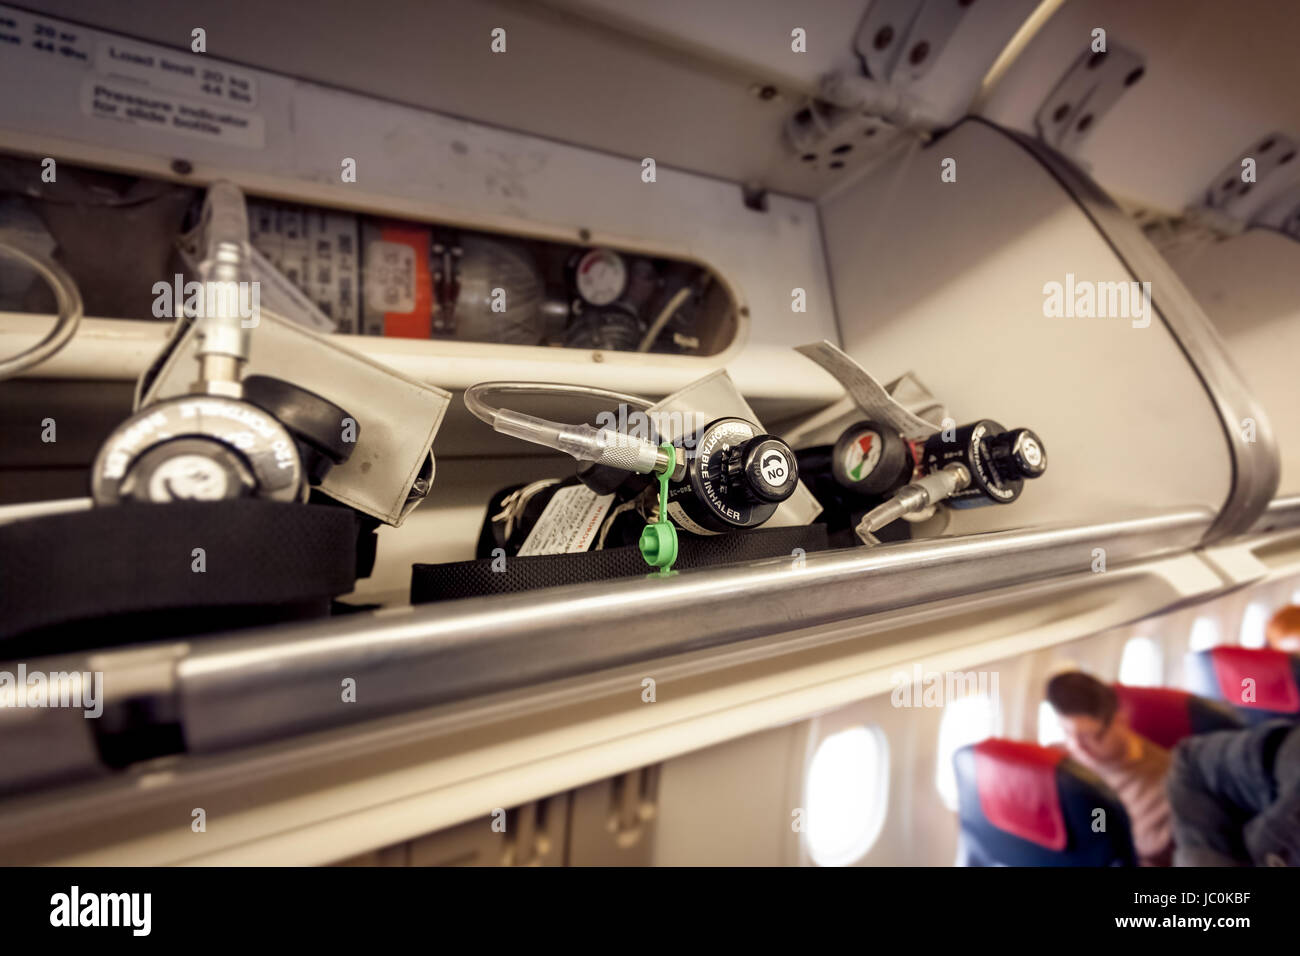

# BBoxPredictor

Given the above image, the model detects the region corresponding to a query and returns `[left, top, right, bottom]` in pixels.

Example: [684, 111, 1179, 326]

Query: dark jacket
[1168, 719, 1300, 866]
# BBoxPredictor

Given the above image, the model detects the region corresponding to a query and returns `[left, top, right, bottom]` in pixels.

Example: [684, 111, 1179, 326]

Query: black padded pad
[412, 523, 829, 603]
[0, 500, 359, 652]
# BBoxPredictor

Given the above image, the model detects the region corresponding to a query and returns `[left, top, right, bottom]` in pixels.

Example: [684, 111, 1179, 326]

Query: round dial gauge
[574, 248, 627, 306]
[839, 426, 884, 484]
[830, 420, 914, 497]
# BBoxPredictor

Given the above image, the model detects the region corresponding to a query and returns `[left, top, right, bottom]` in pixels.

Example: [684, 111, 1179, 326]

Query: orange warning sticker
[362, 221, 433, 338]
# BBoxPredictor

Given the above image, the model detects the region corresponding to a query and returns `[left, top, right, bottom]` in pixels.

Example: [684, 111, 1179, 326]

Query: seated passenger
[1266, 605, 1300, 654]
[1045, 671, 1174, 866]
[1167, 720, 1300, 866]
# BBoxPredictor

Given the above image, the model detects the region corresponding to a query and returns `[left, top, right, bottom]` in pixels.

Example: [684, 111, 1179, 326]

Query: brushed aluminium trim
[0, 537, 1204, 863]
[1252, 494, 1300, 533]
[173, 507, 1212, 754]
[0, 507, 1212, 795]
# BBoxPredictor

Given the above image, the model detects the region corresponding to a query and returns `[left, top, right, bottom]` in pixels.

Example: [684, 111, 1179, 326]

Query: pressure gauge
[831, 420, 915, 497]
[573, 248, 627, 306]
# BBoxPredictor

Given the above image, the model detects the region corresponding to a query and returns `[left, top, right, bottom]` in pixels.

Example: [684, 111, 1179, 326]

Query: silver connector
[193, 184, 254, 397]
[855, 462, 970, 545]
[593, 429, 662, 474]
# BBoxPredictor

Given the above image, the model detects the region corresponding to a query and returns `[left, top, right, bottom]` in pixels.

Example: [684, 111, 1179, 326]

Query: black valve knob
[243, 375, 358, 486]
[921, 420, 1046, 508]
[986, 427, 1047, 482]
[669, 418, 796, 534]
[730, 435, 798, 504]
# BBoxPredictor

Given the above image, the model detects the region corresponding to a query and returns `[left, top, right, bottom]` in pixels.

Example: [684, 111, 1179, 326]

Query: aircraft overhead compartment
[0, 0, 1296, 871]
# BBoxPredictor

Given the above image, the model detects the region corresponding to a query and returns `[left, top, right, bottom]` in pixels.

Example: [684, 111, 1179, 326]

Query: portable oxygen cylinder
[478, 416, 802, 556]
[1, 183, 368, 651]
[420, 397, 822, 603]
[475, 398, 662, 559]
[796, 420, 920, 541]
[801, 418, 1047, 545]
[92, 185, 358, 505]
[465, 383, 801, 566]
[919, 420, 1047, 507]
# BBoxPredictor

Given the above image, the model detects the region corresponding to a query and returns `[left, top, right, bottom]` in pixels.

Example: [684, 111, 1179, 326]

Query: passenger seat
[1184, 647, 1300, 724]
[1113, 683, 1245, 748]
[953, 738, 1135, 866]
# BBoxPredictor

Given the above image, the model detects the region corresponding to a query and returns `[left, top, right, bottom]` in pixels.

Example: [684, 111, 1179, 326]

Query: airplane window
[1037, 699, 1066, 746]
[1240, 602, 1269, 648]
[1118, 636, 1163, 686]
[804, 725, 889, 867]
[935, 695, 1000, 811]
[1188, 616, 1222, 652]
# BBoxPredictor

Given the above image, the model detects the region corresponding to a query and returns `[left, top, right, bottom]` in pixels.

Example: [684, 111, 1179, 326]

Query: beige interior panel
[1161, 229, 1300, 496]
[819, 119, 1233, 535]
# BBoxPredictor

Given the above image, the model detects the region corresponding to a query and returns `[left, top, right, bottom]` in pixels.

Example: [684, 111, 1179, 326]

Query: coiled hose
[0, 242, 84, 381]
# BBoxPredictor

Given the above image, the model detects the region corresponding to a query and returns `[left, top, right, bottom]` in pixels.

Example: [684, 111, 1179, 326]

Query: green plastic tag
[638, 443, 679, 574]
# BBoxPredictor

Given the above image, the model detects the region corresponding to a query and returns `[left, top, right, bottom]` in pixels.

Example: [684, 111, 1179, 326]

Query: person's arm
[1166, 721, 1294, 866]
[1244, 723, 1300, 866]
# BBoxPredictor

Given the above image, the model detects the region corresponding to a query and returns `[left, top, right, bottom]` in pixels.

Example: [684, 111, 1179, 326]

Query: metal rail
[0, 506, 1216, 796]
[174, 507, 1211, 751]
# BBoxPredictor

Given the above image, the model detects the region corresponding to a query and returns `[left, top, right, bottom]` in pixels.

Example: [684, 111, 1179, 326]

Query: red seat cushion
[1114, 684, 1194, 749]
[974, 739, 1067, 851]
[1210, 647, 1300, 713]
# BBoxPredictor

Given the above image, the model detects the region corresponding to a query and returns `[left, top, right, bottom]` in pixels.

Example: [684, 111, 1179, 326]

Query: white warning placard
[80, 75, 265, 149]
[96, 38, 258, 108]
[518, 485, 615, 556]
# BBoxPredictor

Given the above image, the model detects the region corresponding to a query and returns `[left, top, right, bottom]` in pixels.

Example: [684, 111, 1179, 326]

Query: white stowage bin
[819, 118, 1260, 540]
[1161, 229, 1300, 498]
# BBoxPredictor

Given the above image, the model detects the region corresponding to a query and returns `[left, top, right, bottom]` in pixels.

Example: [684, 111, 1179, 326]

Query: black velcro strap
[0, 500, 358, 647]
[411, 524, 829, 604]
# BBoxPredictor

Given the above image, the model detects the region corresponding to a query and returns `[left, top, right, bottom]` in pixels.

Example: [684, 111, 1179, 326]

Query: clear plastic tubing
[463, 382, 668, 474]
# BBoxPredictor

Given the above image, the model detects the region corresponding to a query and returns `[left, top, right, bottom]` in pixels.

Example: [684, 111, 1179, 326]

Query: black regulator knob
[728, 435, 799, 504]
[986, 427, 1047, 483]
[243, 375, 357, 486]
[666, 418, 798, 534]
[921, 420, 1047, 508]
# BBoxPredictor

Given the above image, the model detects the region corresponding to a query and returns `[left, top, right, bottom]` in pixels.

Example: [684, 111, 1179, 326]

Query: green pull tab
[639, 442, 678, 573]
